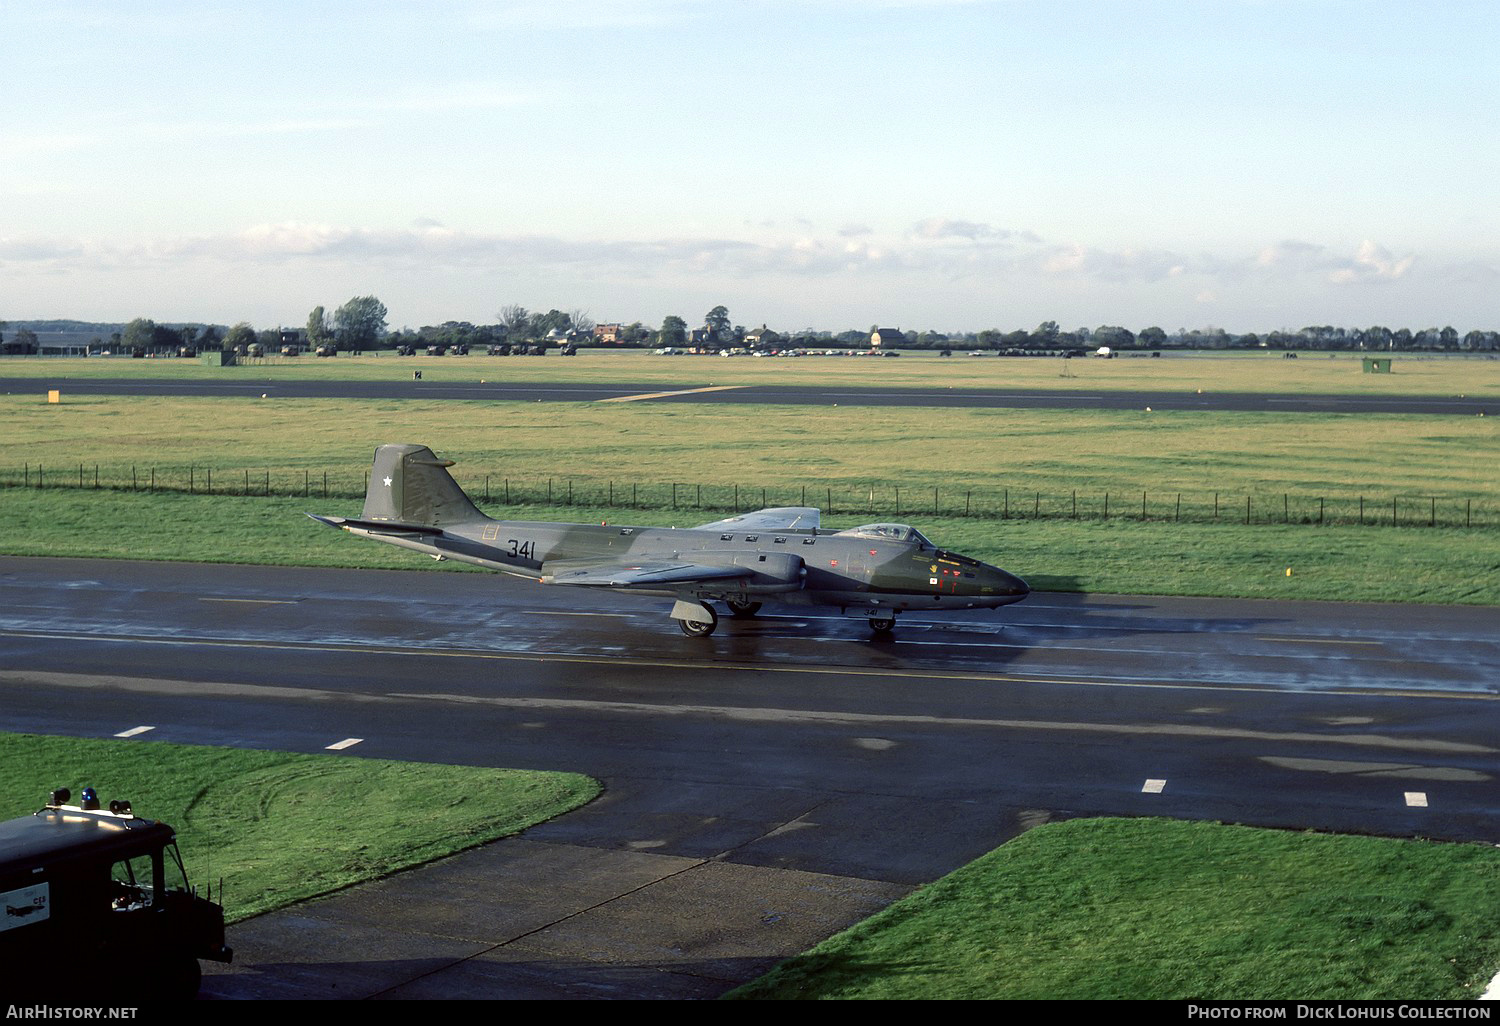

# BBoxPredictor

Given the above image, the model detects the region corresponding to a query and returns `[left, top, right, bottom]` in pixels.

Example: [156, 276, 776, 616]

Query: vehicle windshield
[834, 523, 934, 548]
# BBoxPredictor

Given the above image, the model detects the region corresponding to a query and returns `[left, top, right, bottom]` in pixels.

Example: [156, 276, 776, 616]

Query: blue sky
[3, 0, 1496, 334]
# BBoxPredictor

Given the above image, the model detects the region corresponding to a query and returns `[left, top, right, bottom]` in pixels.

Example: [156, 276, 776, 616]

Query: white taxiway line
[114, 725, 155, 738]
[325, 738, 364, 750]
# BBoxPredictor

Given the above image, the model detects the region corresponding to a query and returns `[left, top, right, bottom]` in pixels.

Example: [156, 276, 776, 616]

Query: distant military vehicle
[0, 787, 232, 998]
[311, 444, 1030, 637]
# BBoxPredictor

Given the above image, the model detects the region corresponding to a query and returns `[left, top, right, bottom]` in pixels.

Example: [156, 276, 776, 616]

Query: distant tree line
[4, 310, 1499, 355]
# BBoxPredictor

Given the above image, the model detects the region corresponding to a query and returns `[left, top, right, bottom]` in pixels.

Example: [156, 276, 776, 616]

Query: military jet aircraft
[309, 444, 1030, 637]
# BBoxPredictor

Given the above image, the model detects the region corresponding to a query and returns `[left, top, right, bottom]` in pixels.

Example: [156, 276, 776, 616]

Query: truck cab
[0, 788, 232, 998]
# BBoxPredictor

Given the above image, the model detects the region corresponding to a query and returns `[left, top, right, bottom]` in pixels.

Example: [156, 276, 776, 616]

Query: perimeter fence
[8, 462, 1498, 530]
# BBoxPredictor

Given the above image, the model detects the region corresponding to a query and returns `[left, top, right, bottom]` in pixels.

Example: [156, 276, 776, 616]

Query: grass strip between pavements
[726, 817, 1500, 1001]
[4, 488, 1498, 604]
[0, 732, 600, 923]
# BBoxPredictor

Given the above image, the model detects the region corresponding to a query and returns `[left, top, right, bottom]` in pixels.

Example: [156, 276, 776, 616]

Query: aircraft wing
[693, 507, 820, 532]
[540, 558, 749, 589]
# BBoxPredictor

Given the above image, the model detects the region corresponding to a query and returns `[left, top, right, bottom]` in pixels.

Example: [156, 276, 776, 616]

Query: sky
[2, 0, 1497, 335]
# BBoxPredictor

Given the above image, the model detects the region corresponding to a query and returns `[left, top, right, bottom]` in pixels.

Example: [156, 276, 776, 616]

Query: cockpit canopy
[834, 523, 935, 548]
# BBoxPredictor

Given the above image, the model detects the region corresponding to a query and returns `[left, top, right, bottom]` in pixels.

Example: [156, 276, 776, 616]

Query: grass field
[0, 733, 600, 922]
[4, 348, 1500, 396]
[726, 818, 1500, 1001]
[4, 394, 1498, 527]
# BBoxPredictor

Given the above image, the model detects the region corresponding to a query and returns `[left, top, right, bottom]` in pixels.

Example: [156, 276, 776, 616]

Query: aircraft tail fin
[362, 444, 488, 527]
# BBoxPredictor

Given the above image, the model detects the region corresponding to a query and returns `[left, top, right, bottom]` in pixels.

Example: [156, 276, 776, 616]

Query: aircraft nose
[1000, 570, 1030, 598]
[981, 564, 1030, 603]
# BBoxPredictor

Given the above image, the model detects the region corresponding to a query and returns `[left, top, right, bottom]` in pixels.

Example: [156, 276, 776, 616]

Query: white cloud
[1328, 240, 1415, 284]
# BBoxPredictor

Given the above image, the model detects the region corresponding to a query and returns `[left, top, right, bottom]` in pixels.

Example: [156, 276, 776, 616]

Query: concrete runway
[3, 555, 1497, 998]
[2, 375, 1493, 414]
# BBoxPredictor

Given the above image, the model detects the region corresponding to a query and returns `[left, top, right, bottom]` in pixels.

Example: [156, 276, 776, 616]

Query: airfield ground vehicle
[0, 787, 232, 998]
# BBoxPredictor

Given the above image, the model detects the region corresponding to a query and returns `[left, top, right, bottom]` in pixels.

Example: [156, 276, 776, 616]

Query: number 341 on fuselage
[308, 444, 1030, 637]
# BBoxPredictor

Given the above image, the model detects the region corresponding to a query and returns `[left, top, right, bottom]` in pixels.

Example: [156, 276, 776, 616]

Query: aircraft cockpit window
[745, 535, 758, 542]
[720, 534, 733, 541]
[619, 528, 634, 535]
[837, 523, 934, 548]
[802, 537, 816, 545]
[774, 537, 786, 544]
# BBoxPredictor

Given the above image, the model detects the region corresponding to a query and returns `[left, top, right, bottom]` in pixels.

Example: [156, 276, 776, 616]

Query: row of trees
[8, 309, 1500, 355]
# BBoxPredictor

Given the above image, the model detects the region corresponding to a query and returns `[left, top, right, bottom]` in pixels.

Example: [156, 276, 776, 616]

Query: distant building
[870, 327, 905, 348]
[593, 323, 624, 344]
[744, 324, 772, 347]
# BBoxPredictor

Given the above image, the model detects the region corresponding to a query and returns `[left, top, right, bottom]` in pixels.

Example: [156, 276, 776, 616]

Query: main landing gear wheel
[678, 606, 719, 637]
[868, 615, 896, 634]
[726, 598, 762, 618]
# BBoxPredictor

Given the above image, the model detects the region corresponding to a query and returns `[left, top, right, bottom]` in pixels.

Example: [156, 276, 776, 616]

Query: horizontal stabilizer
[306, 513, 445, 536]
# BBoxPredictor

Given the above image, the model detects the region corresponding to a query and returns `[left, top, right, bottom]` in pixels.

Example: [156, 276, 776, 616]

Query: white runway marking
[326, 738, 364, 750]
[114, 725, 155, 738]
[1142, 779, 1166, 793]
[597, 385, 747, 403]
[1404, 791, 1428, 807]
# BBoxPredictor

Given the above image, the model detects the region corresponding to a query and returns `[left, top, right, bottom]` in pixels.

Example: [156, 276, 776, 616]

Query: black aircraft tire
[726, 599, 762, 618]
[868, 616, 896, 634]
[678, 607, 719, 637]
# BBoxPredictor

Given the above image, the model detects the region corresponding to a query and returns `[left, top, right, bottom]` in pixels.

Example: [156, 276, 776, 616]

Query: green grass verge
[727, 818, 1500, 1000]
[3, 489, 1497, 604]
[0, 733, 600, 922]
